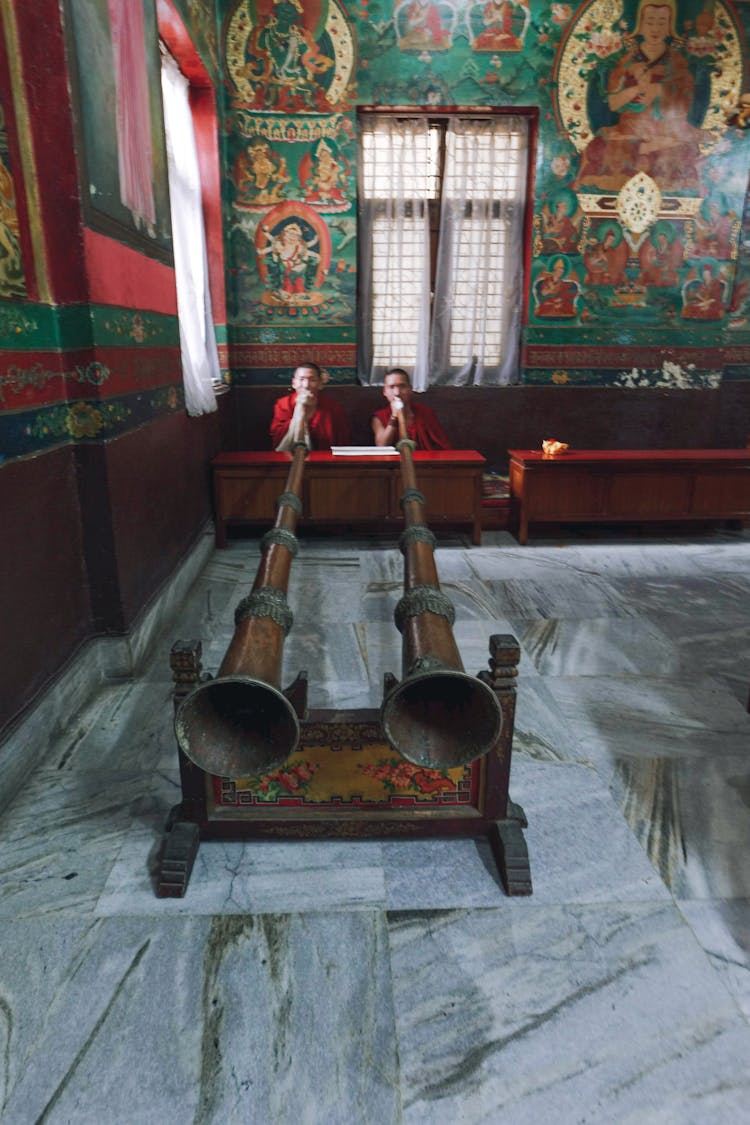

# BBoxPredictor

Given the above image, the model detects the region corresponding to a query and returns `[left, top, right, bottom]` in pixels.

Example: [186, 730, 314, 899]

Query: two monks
[270, 363, 451, 451]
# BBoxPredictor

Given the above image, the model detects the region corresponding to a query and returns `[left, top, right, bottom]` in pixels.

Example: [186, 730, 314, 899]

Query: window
[358, 111, 531, 388]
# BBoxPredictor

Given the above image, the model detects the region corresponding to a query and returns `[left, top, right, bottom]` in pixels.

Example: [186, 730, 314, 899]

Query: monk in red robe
[371, 368, 451, 450]
[270, 361, 351, 451]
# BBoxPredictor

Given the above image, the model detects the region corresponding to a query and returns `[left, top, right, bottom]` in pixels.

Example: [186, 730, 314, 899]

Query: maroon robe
[270, 391, 351, 450]
[373, 402, 452, 450]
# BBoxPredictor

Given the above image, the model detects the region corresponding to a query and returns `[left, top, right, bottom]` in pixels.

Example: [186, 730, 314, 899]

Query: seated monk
[371, 368, 451, 450]
[270, 361, 351, 451]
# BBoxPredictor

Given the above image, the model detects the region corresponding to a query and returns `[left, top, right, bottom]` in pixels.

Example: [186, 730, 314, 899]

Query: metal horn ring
[399, 526, 436, 554]
[400, 488, 426, 510]
[234, 586, 294, 635]
[276, 491, 303, 514]
[394, 583, 456, 634]
[260, 528, 299, 557]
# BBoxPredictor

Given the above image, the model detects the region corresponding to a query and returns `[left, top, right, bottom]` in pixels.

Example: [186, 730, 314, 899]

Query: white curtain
[430, 117, 527, 386]
[160, 47, 219, 416]
[358, 116, 432, 390]
[359, 115, 528, 388]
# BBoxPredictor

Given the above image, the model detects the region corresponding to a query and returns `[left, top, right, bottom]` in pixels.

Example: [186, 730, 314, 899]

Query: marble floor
[1, 524, 750, 1123]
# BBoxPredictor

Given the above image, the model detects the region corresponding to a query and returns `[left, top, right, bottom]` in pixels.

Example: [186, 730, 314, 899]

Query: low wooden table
[508, 448, 750, 544]
[212, 450, 486, 546]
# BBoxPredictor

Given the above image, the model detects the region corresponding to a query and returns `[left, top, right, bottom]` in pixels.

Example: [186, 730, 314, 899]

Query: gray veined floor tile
[49, 679, 175, 774]
[648, 612, 750, 708]
[486, 574, 638, 621]
[387, 901, 750, 1124]
[611, 751, 750, 900]
[381, 759, 666, 910]
[513, 615, 680, 677]
[0, 770, 159, 918]
[542, 674, 750, 769]
[677, 898, 750, 1022]
[616, 573, 750, 630]
[0, 913, 400, 1125]
[468, 541, 717, 580]
[512, 675, 590, 764]
[96, 827, 387, 916]
[4, 528, 750, 1124]
[688, 531, 750, 575]
[506, 758, 669, 904]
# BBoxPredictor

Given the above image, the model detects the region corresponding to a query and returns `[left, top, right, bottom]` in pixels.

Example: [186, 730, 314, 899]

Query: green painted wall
[217, 0, 750, 386]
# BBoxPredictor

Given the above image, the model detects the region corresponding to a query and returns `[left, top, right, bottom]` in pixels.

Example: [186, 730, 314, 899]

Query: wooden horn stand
[157, 434, 532, 899]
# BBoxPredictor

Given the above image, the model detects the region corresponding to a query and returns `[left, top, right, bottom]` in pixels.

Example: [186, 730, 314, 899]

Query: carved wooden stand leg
[484, 634, 533, 895]
[156, 640, 203, 898]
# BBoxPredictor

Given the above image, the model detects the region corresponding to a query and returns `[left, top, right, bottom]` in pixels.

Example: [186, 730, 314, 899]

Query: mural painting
[535, 188, 582, 254]
[64, 0, 172, 260]
[582, 221, 628, 287]
[215, 0, 750, 385]
[224, 0, 357, 349]
[225, 0, 354, 112]
[254, 201, 331, 305]
[394, 0, 455, 50]
[531, 255, 582, 318]
[468, 0, 530, 51]
[681, 259, 727, 319]
[0, 100, 25, 299]
[535, 0, 747, 332]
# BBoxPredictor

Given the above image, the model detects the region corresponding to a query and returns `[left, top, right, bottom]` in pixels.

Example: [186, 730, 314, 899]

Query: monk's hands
[295, 387, 317, 420]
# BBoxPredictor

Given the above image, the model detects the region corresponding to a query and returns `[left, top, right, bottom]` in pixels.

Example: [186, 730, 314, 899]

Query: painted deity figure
[681, 262, 725, 319]
[472, 0, 525, 50]
[638, 225, 684, 287]
[397, 0, 452, 50]
[583, 224, 629, 287]
[575, 0, 707, 192]
[257, 220, 321, 301]
[539, 195, 580, 254]
[533, 257, 580, 317]
[234, 140, 289, 207]
[305, 141, 346, 206]
[693, 198, 737, 260]
[242, 0, 334, 111]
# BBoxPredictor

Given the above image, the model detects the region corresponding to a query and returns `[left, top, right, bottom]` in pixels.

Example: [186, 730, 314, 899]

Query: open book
[330, 446, 398, 456]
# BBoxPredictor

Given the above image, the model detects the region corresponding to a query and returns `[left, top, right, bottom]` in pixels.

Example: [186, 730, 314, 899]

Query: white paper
[330, 446, 399, 456]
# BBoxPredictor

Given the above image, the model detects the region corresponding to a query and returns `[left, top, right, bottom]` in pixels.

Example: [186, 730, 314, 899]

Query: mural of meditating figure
[681, 261, 726, 319]
[395, 0, 453, 50]
[470, 0, 529, 51]
[538, 191, 581, 255]
[638, 221, 684, 287]
[533, 257, 581, 318]
[583, 222, 629, 287]
[692, 197, 739, 260]
[574, 0, 710, 193]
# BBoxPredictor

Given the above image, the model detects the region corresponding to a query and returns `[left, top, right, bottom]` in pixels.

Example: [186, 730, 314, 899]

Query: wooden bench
[508, 448, 750, 544]
[212, 450, 487, 545]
